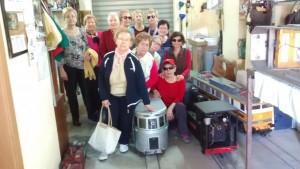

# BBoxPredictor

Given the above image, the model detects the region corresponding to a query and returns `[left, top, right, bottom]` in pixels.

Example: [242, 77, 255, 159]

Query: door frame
[0, 20, 24, 169]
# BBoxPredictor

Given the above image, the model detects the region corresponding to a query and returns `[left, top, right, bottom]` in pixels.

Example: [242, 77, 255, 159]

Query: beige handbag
[88, 106, 121, 154]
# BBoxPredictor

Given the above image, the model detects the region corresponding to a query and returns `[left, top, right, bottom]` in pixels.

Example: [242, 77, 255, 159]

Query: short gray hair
[107, 12, 120, 24]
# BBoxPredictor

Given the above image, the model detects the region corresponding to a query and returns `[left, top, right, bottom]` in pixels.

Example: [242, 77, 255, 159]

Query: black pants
[109, 95, 136, 145]
[84, 67, 101, 119]
[63, 65, 87, 121]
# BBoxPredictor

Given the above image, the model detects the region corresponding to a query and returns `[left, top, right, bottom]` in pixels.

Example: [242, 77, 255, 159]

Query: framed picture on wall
[0, 0, 28, 58]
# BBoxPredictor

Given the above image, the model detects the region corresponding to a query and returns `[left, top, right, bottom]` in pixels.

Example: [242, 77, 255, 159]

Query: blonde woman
[134, 32, 158, 91]
[83, 14, 102, 122]
[98, 27, 156, 161]
[119, 9, 135, 35]
[59, 7, 90, 126]
[131, 9, 146, 36]
[145, 8, 159, 36]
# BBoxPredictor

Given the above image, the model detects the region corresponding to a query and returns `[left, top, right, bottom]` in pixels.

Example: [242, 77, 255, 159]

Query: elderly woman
[83, 14, 102, 122]
[98, 12, 120, 66]
[163, 31, 192, 106]
[156, 19, 171, 72]
[98, 27, 156, 161]
[145, 8, 159, 36]
[131, 9, 146, 36]
[59, 7, 90, 126]
[133, 32, 158, 90]
[119, 9, 135, 35]
[152, 59, 191, 143]
[149, 35, 163, 69]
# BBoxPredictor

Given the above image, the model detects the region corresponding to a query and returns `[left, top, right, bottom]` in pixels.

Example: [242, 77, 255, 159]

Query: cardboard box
[275, 29, 300, 68]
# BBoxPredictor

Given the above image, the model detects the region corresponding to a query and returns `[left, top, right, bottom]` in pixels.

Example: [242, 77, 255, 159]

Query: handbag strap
[99, 106, 113, 126]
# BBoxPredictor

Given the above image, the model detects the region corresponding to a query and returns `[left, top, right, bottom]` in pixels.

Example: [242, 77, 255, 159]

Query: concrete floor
[66, 103, 300, 169]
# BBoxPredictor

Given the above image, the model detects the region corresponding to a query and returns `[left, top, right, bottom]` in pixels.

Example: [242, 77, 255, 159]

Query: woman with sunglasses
[99, 12, 120, 66]
[152, 59, 191, 144]
[131, 9, 147, 36]
[133, 32, 158, 91]
[98, 27, 156, 161]
[83, 14, 102, 122]
[164, 31, 192, 106]
[119, 9, 135, 35]
[145, 8, 159, 36]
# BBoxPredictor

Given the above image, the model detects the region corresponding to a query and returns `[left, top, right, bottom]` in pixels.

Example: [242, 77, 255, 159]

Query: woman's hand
[85, 53, 92, 61]
[102, 100, 110, 108]
[152, 90, 161, 98]
[144, 104, 156, 112]
[159, 72, 165, 79]
[166, 108, 174, 120]
[176, 75, 184, 81]
[59, 65, 68, 81]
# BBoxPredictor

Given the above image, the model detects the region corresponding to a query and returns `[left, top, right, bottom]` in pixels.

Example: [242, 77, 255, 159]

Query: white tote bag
[88, 106, 121, 154]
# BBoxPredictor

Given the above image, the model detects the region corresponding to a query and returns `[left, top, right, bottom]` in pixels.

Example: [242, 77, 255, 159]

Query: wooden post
[246, 69, 254, 169]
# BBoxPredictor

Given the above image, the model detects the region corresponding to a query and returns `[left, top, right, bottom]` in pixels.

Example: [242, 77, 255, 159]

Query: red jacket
[98, 29, 116, 66]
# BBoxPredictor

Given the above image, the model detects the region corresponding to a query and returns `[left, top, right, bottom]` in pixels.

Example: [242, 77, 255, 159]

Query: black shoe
[72, 119, 81, 126]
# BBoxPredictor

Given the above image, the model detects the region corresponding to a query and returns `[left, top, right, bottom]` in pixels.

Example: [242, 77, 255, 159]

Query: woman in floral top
[59, 7, 90, 126]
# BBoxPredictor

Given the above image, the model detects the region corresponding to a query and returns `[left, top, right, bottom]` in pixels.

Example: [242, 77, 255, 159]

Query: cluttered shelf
[250, 26, 300, 128]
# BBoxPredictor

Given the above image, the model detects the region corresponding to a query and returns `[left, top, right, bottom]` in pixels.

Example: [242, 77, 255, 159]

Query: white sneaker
[119, 144, 129, 153]
[98, 152, 108, 161]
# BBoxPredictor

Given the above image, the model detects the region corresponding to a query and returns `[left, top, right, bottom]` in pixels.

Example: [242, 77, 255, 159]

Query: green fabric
[50, 16, 69, 62]
[51, 16, 69, 48]
[55, 53, 64, 62]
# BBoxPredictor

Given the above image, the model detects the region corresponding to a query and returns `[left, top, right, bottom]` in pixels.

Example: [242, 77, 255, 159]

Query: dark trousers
[169, 102, 189, 135]
[84, 67, 100, 119]
[63, 65, 87, 121]
[109, 95, 136, 144]
[184, 81, 193, 106]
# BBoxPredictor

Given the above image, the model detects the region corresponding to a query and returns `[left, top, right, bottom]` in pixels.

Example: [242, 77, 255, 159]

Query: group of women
[59, 6, 192, 161]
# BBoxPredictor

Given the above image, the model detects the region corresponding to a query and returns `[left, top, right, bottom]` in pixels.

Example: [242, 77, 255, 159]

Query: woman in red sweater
[152, 59, 191, 143]
[98, 12, 120, 66]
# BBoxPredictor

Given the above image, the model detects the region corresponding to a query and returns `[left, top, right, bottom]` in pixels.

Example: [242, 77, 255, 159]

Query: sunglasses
[172, 39, 183, 42]
[92, 36, 99, 43]
[162, 66, 174, 71]
[122, 16, 132, 20]
[147, 15, 156, 19]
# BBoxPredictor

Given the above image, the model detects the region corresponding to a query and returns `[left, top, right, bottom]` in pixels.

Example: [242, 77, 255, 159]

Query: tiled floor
[66, 96, 300, 169]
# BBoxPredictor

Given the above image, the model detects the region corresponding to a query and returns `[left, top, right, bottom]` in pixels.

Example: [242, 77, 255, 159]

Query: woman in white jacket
[133, 32, 158, 91]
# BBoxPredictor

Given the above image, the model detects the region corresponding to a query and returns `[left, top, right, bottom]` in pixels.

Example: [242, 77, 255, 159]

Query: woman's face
[147, 12, 157, 25]
[65, 11, 77, 26]
[137, 39, 150, 56]
[121, 12, 132, 27]
[158, 24, 168, 37]
[162, 63, 176, 77]
[171, 36, 183, 49]
[116, 32, 132, 51]
[150, 39, 162, 52]
[85, 18, 96, 32]
[134, 12, 143, 24]
[108, 15, 119, 30]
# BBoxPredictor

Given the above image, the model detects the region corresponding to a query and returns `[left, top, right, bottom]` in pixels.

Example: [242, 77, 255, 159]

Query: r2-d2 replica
[133, 98, 168, 154]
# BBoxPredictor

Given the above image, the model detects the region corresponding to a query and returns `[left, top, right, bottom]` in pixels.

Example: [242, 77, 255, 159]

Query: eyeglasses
[122, 16, 132, 20]
[117, 38, 130, 42]
[147, 15, 156, 19]
[92, 36, 99, 43]
[162, 66, 174, 71]
[172, 39, 183, 42]
[153, 41, 162, 46]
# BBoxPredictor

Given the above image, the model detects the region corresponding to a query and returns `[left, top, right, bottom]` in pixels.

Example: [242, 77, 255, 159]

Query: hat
[163, 59, 175, 66]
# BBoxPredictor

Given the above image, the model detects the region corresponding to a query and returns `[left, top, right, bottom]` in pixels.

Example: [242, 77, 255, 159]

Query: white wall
[0, 1, 61, 169]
